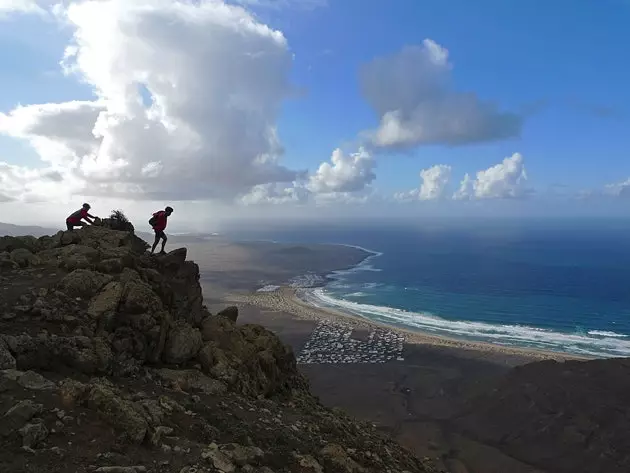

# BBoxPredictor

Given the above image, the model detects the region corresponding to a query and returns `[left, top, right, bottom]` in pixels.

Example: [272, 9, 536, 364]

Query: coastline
[227, 287, 587, 362]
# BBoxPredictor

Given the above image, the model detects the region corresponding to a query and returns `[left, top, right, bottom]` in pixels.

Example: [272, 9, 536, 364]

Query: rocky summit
[0, 224, 436, 473]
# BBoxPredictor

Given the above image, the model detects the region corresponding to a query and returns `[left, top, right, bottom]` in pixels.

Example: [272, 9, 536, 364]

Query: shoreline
[227, 286, 588, 363]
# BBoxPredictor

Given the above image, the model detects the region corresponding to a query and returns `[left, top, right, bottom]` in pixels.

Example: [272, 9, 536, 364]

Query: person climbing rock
[149, 206, 173, 255]
[66, 203, 97, 231]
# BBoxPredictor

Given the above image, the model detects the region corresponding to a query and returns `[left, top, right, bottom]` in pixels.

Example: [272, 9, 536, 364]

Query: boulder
[58, 269, 113, 299]
[0, 337, 16, 370]
[201, 443, 236, 473]
[217, 306, 239, 323]
[156, 368, 227, 395]
[293, 454, 324, 473]
[163, 321, 203, 364]
[88, 281, 124, 331]
[10, 248, 40, 267]
[0, 235, 40, 253]
[11, 334, 112, 374]
[220, 443, 265, 466]
[319, 444, 366, 473]
[86, 383, 148, 444]
[1, 369, 56, 390]
[0, 400, 43, 437]
[122, 280, 163, 314]
[19, 422, 49, 448]
[0, 252, 18, 270]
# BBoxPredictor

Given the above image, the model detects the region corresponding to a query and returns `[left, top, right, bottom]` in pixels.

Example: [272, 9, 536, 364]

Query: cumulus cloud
[240, 181, 309, 205]
[0, 162, 80, 202]
[454, 152, 528, 200]
[360, 39, 522, 150]
[604, 178, 630, 198]
[0, 0, 44, 16]
[307, 147, 376, 194]
[395, 164, 452, 202]
[0, 0, 301, 202]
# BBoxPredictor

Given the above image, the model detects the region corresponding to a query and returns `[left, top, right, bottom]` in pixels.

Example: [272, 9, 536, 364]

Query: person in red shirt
[150, 206, 173, 255]
[66, 203, 97, 231]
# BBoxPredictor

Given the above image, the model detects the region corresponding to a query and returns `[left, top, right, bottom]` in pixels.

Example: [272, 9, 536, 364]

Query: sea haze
[222, 219, 630, 358]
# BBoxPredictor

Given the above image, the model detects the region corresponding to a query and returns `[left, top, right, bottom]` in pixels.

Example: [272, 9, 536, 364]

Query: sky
[0, 0, 629, 231]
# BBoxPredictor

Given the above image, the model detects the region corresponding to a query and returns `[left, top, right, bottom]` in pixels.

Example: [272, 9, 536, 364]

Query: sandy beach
[228, 287, 584, 363]
[194, 236, 585, 472]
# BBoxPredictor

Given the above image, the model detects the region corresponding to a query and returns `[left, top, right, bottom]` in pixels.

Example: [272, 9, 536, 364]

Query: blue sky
[0, 0, 629, 226]
[274, 0, 630, 191]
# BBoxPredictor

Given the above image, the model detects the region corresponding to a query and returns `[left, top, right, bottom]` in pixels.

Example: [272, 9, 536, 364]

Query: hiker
[149, 206, 173, 255]
[66, 203, 97, 231]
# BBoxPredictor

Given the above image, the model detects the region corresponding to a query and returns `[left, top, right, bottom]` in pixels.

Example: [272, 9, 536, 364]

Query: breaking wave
[301, 288, 630, 358]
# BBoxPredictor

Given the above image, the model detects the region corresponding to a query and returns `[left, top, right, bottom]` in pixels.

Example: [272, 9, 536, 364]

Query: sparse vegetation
[107, 209, 135, 232]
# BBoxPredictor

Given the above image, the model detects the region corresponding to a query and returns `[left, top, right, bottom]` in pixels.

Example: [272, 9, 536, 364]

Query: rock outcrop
[0, 225, 435, 473]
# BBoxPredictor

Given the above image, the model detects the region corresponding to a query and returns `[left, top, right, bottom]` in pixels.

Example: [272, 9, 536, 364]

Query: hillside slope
[456, 358, 630, 473]
[0, 225, 436, 473]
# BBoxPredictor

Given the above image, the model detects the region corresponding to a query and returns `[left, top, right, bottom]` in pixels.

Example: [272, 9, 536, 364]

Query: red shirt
[152, 211, 167, 231]
[67, 208, 88, 224]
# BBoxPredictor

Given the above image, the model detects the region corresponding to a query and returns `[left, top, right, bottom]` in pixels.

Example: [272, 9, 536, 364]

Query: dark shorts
[154, 229, 166, 240]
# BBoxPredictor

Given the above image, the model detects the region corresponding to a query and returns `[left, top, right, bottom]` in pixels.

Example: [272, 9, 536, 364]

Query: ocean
[223, 219, 630, 358]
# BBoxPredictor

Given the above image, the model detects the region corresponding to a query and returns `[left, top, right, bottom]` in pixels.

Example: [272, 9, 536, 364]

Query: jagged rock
[319, 444, 365, 473]
[217, 306, 239, 323]
[98, 258, 125, 274]
[156, 368, 227, 395]
[94, 467, 147, 473]
[0, 337, 16, 369]
[1, 369, 55, 390]
[293, 453, 324, 473]
[0, 235, 41, 253]
[19, 421, 49, 448]
[220, 443, 265, 466]
[0, 400, 43, 437]
[179, 467, 214, 473]
[0, 252, 19, 269]
[11, 334, 112, 374]
[10, 248, 39, 267]
[59, 378, 88, 405]
[89, 281, 124, 330]
[201, 443, 236, 473]
[150, 425, 174, 446]
[58, 269, 113, 299]
[86, 383, 148, 444]
[138, 399, 165, 426]
[0, 225, 435, 473]
[201, 314, 235, 341]
[122, 279, 163, 314]
[164, 321, 203, 364]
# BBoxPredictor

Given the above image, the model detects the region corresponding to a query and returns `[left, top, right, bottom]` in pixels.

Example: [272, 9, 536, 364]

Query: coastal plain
[184, 235, 584, 473]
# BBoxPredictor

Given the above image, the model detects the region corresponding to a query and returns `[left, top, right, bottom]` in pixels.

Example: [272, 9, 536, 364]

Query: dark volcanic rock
[0, 225, 434, 473]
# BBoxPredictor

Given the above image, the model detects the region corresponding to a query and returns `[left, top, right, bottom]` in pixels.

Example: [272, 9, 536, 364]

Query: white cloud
[308, 147, 376, 194]
[395, 164, 452, 202]
[604, 177, 630, 198]
[0, 0, 44, 16]
[313, 190, 374, 206]
[0, 162, 80, 202]
[453, 173, 474, 200]
[0, 0, 301, 202]
[360, 39, 522, 150]
[240, 181, 309, 205]
[454, 152, 528, 200]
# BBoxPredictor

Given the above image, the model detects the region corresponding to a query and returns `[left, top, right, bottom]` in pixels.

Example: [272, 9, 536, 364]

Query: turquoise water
[226, 220, 630, 358]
